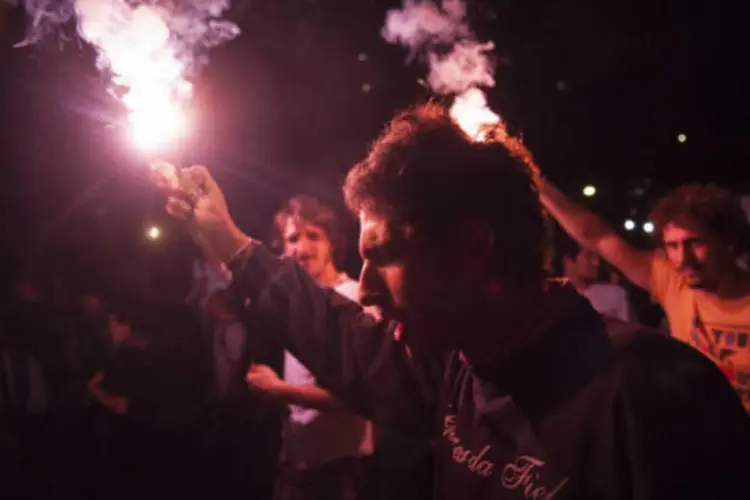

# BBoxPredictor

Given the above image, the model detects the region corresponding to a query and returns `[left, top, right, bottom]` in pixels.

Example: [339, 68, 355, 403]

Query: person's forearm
[270, 383, 349, 413]
[540, 180, 616, 250]
[211, 222, 252, 264]
[228, 241, 438, 436]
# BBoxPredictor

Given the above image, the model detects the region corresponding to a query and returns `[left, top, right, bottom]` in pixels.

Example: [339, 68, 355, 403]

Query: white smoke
[382, 0, 502, 140]
[12, 0, 240, 151]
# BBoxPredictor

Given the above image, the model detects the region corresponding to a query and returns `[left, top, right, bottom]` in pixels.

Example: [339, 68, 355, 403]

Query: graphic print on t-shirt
[690, 308, 750, 411]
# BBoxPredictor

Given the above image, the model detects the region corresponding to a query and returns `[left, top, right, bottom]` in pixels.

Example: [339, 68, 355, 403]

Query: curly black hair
[344, 102, 549, 284]
[649, 184, 750, 257]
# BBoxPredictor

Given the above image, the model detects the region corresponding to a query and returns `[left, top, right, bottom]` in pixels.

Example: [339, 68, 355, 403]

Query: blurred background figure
[556, 232, 634, 323]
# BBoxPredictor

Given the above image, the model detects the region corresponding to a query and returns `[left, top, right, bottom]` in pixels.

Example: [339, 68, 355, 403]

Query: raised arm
[540, 179, 654, 291]
[152, 163, 441, 436]
[245, 364, 350, 413]
[230, 241, 440, 435]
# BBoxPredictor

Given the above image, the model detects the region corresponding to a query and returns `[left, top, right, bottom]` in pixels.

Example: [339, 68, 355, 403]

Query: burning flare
[14, 0, 240, 153]
[382, 0, 502, 141]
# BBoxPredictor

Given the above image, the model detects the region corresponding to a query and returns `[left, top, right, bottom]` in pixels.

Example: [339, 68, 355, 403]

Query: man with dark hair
[555, 232, 633, 323]
[154, 103, 750, 499]
[541, 181, 750, 412]
[271, 194, 349, 272]
[246, 194, 375, 500]
[87, 311, 154, 417]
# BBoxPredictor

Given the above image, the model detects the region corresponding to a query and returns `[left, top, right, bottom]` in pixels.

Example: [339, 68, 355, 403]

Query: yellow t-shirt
[651, 256, 750, 412]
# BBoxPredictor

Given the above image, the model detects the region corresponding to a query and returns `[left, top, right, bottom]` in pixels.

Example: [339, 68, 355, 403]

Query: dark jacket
[230, 242, 750, 499]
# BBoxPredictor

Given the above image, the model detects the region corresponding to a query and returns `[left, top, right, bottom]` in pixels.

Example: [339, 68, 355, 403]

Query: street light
[624, 219, 636, 231]
[643, 222, 655, 234]
[147, 225, 161, 241]
[582, 185, 596, 197]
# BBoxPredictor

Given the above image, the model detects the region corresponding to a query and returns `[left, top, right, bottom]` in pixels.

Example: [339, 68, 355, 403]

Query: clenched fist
[151, 161, 251, 263]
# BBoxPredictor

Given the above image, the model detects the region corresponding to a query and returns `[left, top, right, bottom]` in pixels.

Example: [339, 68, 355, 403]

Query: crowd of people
[3, 102, 750, 499]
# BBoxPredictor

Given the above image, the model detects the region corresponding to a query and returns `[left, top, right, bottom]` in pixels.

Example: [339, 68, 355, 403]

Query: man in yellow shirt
[541, 182, 750, 411]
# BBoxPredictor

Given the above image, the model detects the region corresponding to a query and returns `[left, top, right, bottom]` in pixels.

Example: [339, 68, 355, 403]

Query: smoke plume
[382, 0, 501, 139]
[11, 0, 240, 150]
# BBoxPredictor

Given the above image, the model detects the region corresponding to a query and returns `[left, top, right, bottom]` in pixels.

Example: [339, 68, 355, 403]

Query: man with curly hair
[541, 181, 750, 411]
[154, 103, 750, 498]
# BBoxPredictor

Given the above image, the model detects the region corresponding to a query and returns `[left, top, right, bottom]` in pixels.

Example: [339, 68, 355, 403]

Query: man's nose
[674, 244, 692, 268]
[296, 237, 314, 255]
[289, 240, 309, 259]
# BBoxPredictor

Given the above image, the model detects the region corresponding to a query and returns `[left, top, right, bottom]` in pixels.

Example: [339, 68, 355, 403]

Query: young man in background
[541, 181, 750, 411]
[245, 195, 374, 500]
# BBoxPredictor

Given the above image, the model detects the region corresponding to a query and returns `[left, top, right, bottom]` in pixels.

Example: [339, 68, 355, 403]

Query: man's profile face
[570, 249, 600, 283]
[282, 218, 334, 280]
[357, 209, 474, 353]
[662, 223, 725, 289]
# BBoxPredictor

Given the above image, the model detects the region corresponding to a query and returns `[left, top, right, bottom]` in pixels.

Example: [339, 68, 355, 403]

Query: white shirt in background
[282, 274, 374, 468]
[583, 283, 634, 323]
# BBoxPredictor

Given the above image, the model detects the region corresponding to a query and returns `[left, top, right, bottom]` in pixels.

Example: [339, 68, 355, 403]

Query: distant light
[677, 133, 687, 143]
[624, 219, 636, 231]
[582, 185, 597, 197]
[643, 221, 655, 234]
[357, 53, 368, 62]
[556, 80, 567, 91]
[361, 83, 372, 93]
[147, 226, 161, 241]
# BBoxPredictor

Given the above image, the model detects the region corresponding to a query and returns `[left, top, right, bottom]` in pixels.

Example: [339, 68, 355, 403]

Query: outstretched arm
[232, 241, 441, 436]
[540, 180, 654, 291]
[152, 164, 441, 435]
[245, 365, 350, 413]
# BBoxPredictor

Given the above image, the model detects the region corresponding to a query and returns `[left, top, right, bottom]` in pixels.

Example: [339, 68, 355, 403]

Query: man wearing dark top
[153, 103, 750, 499]
[88, 312, 157, 419]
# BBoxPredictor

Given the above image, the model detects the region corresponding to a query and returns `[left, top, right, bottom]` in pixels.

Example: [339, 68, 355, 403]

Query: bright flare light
[624, 219, 636, 231]
[643, 221, 655, 234]
[450, 88, 502, 141]
[583, 185, 597, 197]
[128, 97, 189, 152]
[677, 133, 687, 144]
[16, 1, 240, 155]
[75, 2, 192, 153]
[382, 1, 501, 143]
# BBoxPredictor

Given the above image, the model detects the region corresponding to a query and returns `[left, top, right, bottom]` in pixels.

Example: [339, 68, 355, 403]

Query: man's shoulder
[607, 321, 704, 366]
[606, 322, 738, 406]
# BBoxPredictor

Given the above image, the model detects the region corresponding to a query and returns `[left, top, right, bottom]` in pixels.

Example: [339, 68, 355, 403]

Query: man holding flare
[153, 103, 750, 499]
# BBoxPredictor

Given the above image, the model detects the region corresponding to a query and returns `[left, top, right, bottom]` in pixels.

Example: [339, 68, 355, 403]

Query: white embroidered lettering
[453, 446, 470, 463]
[442, 414, 496, 477]
[441, 414, 569, 492]
[501, 455, 569, 499]
[468, 445, 494, 477]
[502, 455, 544, 489]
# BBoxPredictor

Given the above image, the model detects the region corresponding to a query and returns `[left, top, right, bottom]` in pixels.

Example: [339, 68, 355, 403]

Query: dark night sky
[0, 0, 748, 296]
